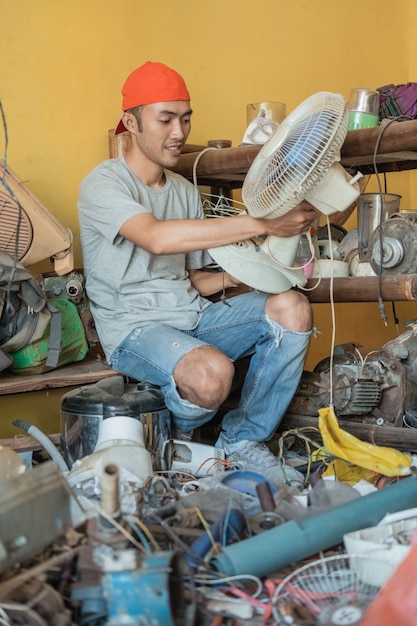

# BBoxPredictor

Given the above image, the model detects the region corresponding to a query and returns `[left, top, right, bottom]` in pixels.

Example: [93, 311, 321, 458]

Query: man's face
[132, 101, 192, 169]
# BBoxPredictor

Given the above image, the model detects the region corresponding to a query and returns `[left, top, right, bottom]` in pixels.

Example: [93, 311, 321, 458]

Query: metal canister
[60, 375, 170, 470]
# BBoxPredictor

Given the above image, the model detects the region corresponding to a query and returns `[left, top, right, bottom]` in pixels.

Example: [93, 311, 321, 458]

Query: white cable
[326, 217, 336, 410]
[194, 573, 264, 597]
[192, 146, 219, 187]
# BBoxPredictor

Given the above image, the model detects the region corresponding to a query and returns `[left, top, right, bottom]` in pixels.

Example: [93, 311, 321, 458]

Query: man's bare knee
[174, 345, 235, 409]
[265, 290, 312, 332]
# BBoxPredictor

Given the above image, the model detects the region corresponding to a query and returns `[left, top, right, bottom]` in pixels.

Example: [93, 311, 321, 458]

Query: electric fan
[0, 161, 74, 275]
[272, 554, 393, 625]
[209, 92, 361, 293]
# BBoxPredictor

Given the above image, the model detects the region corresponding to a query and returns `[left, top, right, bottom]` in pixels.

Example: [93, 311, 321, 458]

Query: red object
[115, 61, 190, 134]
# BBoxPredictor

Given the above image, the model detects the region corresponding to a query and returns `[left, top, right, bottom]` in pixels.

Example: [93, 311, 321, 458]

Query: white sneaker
[223, 439, 305, 489]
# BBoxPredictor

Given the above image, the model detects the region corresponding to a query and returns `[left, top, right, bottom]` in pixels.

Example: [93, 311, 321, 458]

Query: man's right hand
[263, 201, 318, 238]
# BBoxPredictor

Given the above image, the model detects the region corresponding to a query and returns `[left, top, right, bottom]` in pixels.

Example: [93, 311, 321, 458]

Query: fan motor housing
[370, 215, 417, 275]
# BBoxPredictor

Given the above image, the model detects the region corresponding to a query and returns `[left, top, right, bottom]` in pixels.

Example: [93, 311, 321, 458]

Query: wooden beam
[171, 120, 417, 181]
[0, 358, 118, 396]
[305, 274, 417, 303]
[0, 433, 61, 452]
[341, 120, 417, 165]
[173, 144, 261, 179]
[280, 413, 417, 453]
[210, 275, 417, 304]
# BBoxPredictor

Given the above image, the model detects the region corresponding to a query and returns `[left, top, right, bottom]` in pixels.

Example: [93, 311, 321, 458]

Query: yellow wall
[1, 0, 417, 436]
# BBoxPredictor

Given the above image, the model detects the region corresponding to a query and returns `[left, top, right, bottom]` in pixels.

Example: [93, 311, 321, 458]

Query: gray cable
[12, 418, 69, 473]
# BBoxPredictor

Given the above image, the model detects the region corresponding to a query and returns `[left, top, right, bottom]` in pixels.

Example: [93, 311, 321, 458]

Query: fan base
[209, 239, 307, 294]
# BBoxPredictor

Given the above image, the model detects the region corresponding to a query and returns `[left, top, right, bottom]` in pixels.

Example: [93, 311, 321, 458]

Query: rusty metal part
[290, 330, 415, 426]
[249, 512, 285, 534]
[255, 481, 276, 512]
[5, 577, 72, 626]
[0, 546, 80, 600]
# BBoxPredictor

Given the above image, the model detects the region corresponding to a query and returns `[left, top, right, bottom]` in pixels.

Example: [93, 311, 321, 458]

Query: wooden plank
[341, 120, 417, 163]
[342, 150, 417, 168]
[305, 274, 417, 303]
[0, 358, 118, 396]
[0, 433, 61, 452]
[173, 144, 261, 179]
[171, 120, 417, 181]
[280, 413, 417, 453]
[210, 275, 417, 304]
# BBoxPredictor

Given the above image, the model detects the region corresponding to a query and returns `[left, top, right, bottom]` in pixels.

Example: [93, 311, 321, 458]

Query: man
[78, 61, 317, 484]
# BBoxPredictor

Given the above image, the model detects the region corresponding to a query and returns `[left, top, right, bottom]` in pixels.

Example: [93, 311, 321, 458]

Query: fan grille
[242, 92, 349, 218]
[272, 554, 393, 625]
[0, 190, 33, 260]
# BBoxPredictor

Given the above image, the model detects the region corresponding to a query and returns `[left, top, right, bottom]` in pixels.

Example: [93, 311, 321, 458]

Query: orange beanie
[115, 61, 190, 134]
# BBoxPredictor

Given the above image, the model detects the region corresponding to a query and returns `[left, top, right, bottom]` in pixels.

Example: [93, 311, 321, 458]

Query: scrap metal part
[0, 460, 85, 575]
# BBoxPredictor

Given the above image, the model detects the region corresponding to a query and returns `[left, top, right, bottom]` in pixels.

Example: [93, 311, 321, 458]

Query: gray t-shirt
[78, 157, 212, 360]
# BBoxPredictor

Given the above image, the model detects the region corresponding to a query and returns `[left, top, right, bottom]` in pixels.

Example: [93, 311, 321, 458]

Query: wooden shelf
[0, 358, 118, 396]
[211, 274, 417, 303]
[171, 119, 417, 183]
[3, 274, 417, 397]
[305, 274, 417, 303]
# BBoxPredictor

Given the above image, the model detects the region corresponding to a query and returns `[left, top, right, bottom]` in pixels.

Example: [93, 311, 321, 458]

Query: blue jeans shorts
[110, 291, 311, 443]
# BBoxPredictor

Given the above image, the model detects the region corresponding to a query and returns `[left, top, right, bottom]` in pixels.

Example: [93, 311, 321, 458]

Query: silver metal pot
[357, 192, 401, 261]
[60, 375, 171, 470]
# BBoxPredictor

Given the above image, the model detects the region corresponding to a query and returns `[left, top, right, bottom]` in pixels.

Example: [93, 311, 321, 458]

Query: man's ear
[122, 112, 137, 133]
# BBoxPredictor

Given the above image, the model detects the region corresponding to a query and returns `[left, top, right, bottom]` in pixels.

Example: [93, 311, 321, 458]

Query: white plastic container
[312, 259, 349, 278]
[163, 440, 226, 477]
[343, 516, 417, 585]
[67, 416, 153, 487]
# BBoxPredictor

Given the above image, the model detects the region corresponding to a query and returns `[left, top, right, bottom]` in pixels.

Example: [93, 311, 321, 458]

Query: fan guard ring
[242, 92, 349, 219]
[272, 553, 395, 625]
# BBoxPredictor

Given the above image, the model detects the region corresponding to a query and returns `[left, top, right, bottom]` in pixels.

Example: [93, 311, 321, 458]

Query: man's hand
[264, 201, 318, 237]
[189, 269, 242, 296]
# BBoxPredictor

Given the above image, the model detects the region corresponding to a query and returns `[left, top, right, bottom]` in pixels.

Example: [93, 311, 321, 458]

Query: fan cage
[272, 553, 393, 624]
[0, 190, 33, 260]
[242, 92, 349, 218]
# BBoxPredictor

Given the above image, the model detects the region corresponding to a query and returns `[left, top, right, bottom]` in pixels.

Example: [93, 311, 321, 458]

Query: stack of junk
[4, 88, 417, 625]
[3, 323, 417, 626]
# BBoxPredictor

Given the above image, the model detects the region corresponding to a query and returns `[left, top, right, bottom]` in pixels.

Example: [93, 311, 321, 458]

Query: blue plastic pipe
[210, 474, 417, 578]
[186, 508, 246, 568]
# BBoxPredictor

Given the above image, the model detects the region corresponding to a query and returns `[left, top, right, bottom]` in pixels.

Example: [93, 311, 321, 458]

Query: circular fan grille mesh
[242, 92, 349, 218]
[0, 190, 33, 260]
[272, 554, 392, 625]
